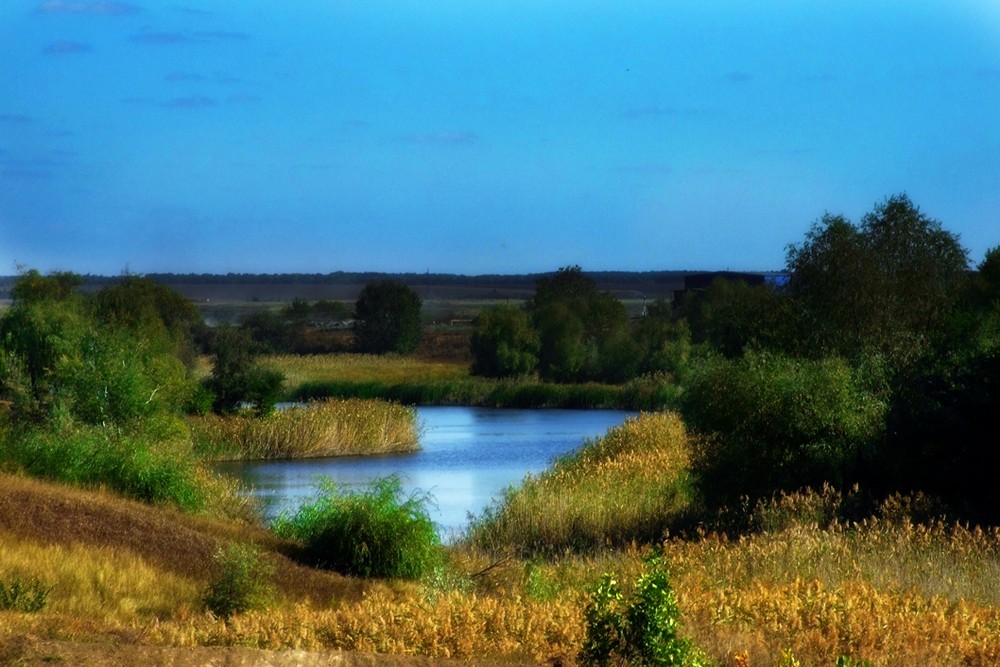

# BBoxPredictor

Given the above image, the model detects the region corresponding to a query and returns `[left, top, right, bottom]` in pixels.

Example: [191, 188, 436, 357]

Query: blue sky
[2, 1, 999, 275]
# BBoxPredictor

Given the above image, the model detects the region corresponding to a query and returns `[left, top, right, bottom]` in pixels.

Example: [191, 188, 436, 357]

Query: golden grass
[5, 510, 1000, 664]
[0, 532, 200, 622]
[189, 398, 420, 461]
[663, 519, 1000, 666]
[471, 411, 696, 555]
[262, 353, 469, 386]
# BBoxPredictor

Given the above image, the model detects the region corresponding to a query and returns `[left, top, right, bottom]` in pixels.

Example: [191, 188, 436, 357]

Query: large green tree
[786, 194, 969, 362]
[353, 280, 423, 354]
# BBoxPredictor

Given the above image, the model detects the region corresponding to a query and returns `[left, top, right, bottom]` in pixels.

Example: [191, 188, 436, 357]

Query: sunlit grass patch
[189, 398, 419, 460]
[264, 353, 469, 387]
[470, 411, 697, 556]
[0, 532, 200, 622]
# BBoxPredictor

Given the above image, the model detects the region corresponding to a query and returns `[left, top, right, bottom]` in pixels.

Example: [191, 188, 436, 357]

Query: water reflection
[216, 406, 635, 541]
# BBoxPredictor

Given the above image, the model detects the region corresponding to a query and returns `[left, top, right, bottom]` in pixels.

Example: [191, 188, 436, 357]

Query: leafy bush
[0, 574, 50, 613]
[580, 558, 708, 666]
[203, 543, 274, 618]
[681, 351, 887, 506]
[272, 476, 441, 579]
[2, 422, 207, 512]
[204, 326, 285, 415]
[470, 304, 539, 378]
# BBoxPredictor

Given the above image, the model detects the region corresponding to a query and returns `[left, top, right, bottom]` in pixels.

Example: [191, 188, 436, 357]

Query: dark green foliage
[10, 269, 82, 304]
[470, 304, 539, 378]
[634, 312, 691, 379]
[0, 296, 89, 421]
[786, 194, 969, 363]
[534, 301, 593, 382]
[528, 265, 597, 311]
[203, 543, 274, 618]
[240, 310, 299, 354]
[204, 326, 284, 415]
[291, 377, 658, 409]
[272, 476, 441, 579]
[353, 280, 422, 354]
[681, 352, 887, 506]
[683, 277, 791, 358]
[885, 348, 1000, 522]
[0, 575, 50, 613]
[580, 559, 707, 667]
[89, 276, 202, 369]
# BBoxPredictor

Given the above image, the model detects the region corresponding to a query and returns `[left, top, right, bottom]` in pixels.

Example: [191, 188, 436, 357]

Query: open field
[5, 415, 1000, 665]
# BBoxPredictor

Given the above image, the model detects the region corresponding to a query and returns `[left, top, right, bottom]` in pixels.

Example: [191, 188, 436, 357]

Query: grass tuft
[273, 476, 442, 579]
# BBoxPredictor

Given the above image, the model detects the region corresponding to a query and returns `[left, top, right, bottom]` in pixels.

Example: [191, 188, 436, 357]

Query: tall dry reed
[470, 411, 696, 556]
[190, 398, 419, 461]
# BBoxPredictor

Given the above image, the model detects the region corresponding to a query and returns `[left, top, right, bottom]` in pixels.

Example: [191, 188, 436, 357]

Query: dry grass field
[6, 414, 1000, 665]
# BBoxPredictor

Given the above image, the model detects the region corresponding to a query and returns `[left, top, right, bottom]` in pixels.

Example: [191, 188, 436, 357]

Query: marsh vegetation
[2, 194, 1000, 664]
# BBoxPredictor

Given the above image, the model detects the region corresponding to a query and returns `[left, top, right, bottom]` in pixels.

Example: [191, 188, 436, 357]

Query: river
[216, 406, 635, 541]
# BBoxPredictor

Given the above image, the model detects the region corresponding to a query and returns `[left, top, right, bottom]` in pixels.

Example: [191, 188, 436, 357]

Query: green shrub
[202, 543, 274, 618]
[272, 476, 441, 579]
[681, 351, 887, 506]
[579, 558, 708, 666]
[2, 422, 207, 512]
[0, 574, 50, 613]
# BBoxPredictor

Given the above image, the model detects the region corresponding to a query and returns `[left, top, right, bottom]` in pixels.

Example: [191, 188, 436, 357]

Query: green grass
[0, 420, 211, 512]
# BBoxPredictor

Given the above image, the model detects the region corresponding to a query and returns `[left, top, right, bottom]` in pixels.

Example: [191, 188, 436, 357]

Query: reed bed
[470, 411, 696, 556]
[189, 399, 419, 461]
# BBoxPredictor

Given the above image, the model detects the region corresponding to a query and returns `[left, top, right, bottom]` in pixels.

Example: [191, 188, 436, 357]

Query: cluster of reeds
[470, 412, 696, 555]
[189, 398, 419, 461]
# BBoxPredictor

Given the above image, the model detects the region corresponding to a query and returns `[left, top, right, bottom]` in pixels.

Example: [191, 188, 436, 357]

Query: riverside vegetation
[2, 193, 1000, 664]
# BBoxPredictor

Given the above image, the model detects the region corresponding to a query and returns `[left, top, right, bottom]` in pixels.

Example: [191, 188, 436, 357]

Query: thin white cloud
[36, 1, 143, 16]
[43, 40, 93, 55]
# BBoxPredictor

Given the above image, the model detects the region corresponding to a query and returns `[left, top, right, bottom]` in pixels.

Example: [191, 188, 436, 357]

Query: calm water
[217, 406, 635, 541]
